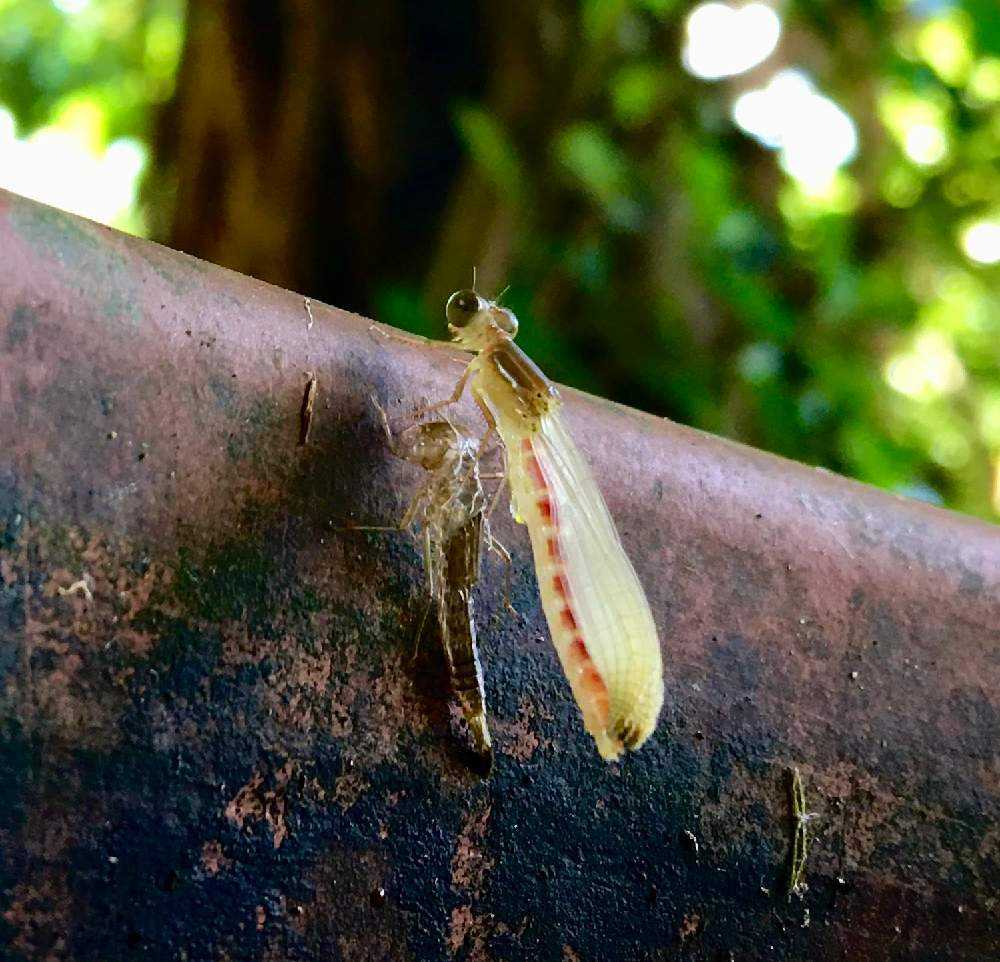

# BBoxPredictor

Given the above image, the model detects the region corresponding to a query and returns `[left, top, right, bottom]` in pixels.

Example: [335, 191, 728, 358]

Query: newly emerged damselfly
[417, 289, 664, 760]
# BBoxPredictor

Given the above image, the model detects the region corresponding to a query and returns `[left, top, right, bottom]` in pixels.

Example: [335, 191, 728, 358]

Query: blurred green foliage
[1, 0, 997, 522]
[385, 0, 1000, 523]
[0, 0, 183, 231]
[0, 0, 181, 133]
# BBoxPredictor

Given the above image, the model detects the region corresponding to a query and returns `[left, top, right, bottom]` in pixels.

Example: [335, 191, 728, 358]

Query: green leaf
[454, 103, 525, 201]
[582, 0, 628, 43]
[610, 62, 665, 126]
[554, 122, 629, 206]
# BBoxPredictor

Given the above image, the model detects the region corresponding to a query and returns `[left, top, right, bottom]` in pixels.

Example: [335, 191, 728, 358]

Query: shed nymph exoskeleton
[420, 289, 664, 761]
[366, 397, 512, 769]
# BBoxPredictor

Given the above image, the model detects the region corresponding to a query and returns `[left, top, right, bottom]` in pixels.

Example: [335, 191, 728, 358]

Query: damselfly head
[395, 421, 460, 471]
[446, 289, 518, 348]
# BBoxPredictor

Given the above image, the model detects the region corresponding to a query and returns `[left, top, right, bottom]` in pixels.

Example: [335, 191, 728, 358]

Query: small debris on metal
[58, 576, 93, 601]
[683, 829, 700, 858]
[366, 318, 438, 350]
[678, 912, 702, 941]
[304, 297, 315, 331]
[787, 766, 818, 899]
[299, 374, 318, 446]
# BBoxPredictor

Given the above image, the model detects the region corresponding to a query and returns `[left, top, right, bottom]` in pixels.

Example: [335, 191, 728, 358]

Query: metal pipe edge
[1, 189, 997, 960]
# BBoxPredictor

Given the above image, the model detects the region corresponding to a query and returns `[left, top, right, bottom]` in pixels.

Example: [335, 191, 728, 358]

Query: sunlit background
[1, 0, 998, 521]
[0, 0, 181, 230]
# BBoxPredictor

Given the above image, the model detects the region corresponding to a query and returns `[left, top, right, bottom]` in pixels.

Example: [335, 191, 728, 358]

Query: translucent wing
[506, 410, 664, 760]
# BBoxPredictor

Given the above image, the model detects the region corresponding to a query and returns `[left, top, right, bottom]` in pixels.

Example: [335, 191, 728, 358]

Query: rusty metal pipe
[0, 189, 997, 960]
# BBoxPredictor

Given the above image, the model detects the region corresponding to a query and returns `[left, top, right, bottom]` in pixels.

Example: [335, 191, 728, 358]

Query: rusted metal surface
[0, 187, 997, 961]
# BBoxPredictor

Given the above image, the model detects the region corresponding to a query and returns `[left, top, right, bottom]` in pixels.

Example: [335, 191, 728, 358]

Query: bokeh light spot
[682, 2, 781, 81]
[885, 331, 967, 401]
[732, 70, 857, 190]
[960, 220, 1000, 265]
[967, 57, 1000, 104]
[903, 123, 947, 166]
[915, 13, 972, 86]
[51, 0, 92, 15]
[0, 104, 146, 229]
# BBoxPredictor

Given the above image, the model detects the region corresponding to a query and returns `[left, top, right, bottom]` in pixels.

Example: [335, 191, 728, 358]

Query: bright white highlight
[682, 2, 781, 81]
[52, 0, 92, 13]
[903, 123, 947, 166]
[960, 220, 1000, 265]
[885, 331, 967, 401]
[732, 70, 858, 189]
[0, 106, 145, 229]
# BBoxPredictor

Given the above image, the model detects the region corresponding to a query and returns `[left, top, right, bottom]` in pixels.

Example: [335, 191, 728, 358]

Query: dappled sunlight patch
[681, 2, 781, 81]
[0, 104, 146, 230]
[732, 70, 858, 191]
[878, 86, 951, 169]
[884, 331, 967, 402]
[960, 219, 1000, 266]
[914, 11, 974, 87]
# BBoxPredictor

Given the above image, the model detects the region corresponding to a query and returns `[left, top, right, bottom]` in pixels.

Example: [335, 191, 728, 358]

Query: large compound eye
[446, 289, 482, 328]
[492, 306, 518, 338]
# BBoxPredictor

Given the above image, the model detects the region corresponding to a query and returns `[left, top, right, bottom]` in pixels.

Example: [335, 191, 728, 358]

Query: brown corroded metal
[0, 188, 997, 961]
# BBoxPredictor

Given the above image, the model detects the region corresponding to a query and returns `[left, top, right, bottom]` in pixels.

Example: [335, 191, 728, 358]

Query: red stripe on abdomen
[520, 435, 609, 725]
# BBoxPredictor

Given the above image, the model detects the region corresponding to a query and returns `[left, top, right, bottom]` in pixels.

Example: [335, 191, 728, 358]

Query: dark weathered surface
[0, 188, 997, 961]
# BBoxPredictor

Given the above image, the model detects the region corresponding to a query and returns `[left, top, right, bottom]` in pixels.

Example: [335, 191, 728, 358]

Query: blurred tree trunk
[150, 0, 481, 315]
[150, 1, 730, 416]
